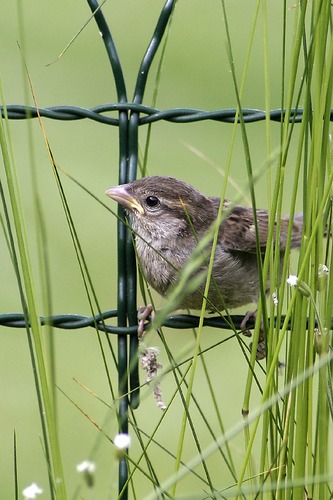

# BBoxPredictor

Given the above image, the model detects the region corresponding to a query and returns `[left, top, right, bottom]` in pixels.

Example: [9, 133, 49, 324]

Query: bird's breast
[135, 235, 265, 310]
[135, 237, 187, 296]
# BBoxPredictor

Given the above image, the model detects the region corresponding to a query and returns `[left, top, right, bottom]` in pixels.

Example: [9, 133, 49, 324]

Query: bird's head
[106, 176, 215, 242]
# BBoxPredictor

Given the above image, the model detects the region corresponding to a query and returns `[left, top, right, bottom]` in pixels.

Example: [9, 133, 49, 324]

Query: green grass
[0, 0, 332, 498]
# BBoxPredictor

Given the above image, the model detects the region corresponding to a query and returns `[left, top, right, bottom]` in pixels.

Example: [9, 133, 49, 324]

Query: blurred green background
[1, 1, 304, 498]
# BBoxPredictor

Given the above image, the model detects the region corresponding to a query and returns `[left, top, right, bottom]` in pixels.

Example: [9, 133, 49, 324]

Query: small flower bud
[114, 433, 131, 459]
[317, 264, 329, 292]
[287, 275, 312, 298]
[76, 460, 96, 488]
[272, 291, 278, 306]
[314, 328, 329, 355]
[22, 483, 43, 499]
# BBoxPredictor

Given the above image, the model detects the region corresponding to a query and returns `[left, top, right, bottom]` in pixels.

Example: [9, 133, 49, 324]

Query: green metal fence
[1, 0, 333, 498]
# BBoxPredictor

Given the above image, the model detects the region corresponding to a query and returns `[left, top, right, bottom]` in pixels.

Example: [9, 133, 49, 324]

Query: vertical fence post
[87, 0, 175, 496]
[86, 1, 131, 496]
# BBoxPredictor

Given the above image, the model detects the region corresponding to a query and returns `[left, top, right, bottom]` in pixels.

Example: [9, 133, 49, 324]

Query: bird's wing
[212, 199, 302, 253]
[219, 203, 270, 253]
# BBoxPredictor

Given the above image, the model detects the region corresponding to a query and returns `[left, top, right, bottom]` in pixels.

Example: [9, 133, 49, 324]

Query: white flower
[76, 460, 96, 474]
[22, 483, 43, 499]
[287, 274, 298, 287]
[114, 433, 131, 450]
[76, 460, 96, 488]
[272, 291, 278, 306]
[318, 264, 329, 276]
[287, 274, 312, 298]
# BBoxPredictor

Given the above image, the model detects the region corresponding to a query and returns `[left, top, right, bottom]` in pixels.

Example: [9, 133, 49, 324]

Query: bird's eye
[145, 195, 160, 208]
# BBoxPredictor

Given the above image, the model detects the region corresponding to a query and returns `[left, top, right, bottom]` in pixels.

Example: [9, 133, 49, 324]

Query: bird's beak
[105, 184, 144, 215]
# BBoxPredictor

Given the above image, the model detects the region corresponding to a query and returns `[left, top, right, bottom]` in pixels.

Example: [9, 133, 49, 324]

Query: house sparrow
[106, 176, 302, 353]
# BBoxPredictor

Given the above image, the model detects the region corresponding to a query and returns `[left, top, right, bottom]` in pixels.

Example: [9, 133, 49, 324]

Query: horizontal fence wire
[2, 104, 332, 125]
[0, 311, 329, 333]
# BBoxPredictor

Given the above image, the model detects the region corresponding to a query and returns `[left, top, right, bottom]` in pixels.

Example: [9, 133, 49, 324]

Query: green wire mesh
[0, 104, 313, 123]
[1, 0, 333, 497]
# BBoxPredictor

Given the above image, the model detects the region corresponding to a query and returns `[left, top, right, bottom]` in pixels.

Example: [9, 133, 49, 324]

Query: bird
[106, 176, 303, 355]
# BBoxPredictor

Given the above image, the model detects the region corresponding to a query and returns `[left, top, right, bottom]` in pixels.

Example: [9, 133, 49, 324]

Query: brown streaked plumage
[106, 176, 302, 312]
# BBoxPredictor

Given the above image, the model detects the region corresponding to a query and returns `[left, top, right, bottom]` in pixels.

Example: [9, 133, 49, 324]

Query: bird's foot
[240, 310, 257, 337]
[250, 334, 267, 360]
[137, 304, 154, 339]
[240, 310, 266, 360]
